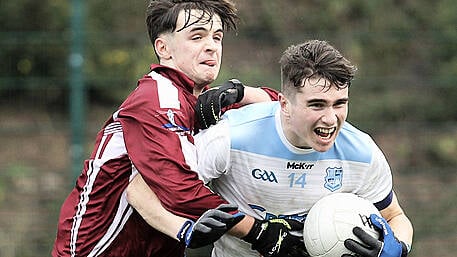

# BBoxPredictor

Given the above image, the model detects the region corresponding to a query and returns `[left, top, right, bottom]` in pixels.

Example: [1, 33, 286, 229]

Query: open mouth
[314, 127, 336, 140]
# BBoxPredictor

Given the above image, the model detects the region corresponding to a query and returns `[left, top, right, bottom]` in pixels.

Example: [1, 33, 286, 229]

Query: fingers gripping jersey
[195, 102, 394, 257]
[52, 65, 226, 257]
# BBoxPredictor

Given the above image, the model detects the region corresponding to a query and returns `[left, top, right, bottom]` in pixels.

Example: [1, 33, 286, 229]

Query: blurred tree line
[1, 0, 455, 114]
[1, 0, 456, 168]
[0, 0, 456, 256]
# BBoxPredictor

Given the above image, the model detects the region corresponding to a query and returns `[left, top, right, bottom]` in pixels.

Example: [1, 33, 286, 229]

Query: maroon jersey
[52, 64, 227, 257]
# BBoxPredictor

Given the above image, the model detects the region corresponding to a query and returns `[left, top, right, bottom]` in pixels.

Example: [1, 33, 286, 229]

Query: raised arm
[195, 79, 278, 129]
[239, 85, 277, 105]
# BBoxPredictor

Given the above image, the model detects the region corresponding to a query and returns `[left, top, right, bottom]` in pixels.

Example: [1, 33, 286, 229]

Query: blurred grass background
[0, 0, 456, 256]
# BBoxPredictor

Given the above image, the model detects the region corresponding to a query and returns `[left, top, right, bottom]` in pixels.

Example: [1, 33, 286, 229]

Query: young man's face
[280, 76, 349, 152]
[157, 9, 224, 87]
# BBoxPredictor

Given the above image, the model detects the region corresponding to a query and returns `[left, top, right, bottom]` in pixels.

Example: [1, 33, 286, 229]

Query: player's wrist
[241, 218, 262, 243]
[228, 79, 245, 103]
[176, 219, 195, 246]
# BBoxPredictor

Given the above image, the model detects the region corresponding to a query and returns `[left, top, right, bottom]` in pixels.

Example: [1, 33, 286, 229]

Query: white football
[303, 193, 381, 257]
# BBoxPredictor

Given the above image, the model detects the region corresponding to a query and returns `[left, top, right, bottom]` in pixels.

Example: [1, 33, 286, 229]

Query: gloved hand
[242, 218, 309, 257]
[177, 203, 244, 248]
[343, 214, 409, 257]
[196, 79, 245, 129]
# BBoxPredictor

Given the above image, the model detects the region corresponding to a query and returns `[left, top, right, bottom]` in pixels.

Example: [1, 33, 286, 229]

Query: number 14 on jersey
[288, 173, 307, 188]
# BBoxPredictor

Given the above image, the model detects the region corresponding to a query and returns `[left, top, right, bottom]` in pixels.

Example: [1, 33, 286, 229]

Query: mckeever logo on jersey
[286, 161, 314, 170]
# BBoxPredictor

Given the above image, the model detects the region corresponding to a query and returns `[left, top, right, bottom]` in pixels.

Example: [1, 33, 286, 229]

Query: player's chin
[312, 134, 336, 152]
[313, 144, 333, 153]
[195, 76, 216, 88]
[202, 65, 220, 78]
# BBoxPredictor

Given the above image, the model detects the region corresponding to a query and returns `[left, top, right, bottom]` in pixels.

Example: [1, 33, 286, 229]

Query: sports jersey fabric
[195, 101, 394, 257]
[52, 64, 227, 257]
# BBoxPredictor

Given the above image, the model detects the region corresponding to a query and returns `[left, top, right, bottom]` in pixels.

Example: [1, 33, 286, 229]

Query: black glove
[177, 203, 244, 249]
[343, 214, 410, 257]
[242, 218, 309, 257]
[196, 79, 245, 129]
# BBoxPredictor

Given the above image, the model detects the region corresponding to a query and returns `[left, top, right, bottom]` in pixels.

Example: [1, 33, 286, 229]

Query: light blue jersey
[195, 101, 393, 257]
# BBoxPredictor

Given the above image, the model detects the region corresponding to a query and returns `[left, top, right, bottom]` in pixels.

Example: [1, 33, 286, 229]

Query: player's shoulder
[333, 122, 377, 163]
[127, 70, 190, 109]
[222, 102, 279, 152]
[222, 101, 278, 126]
[339, 122, 372, 141]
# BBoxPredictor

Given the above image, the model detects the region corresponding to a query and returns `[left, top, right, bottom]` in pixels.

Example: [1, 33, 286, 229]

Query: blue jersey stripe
[224, 102, 373, 164]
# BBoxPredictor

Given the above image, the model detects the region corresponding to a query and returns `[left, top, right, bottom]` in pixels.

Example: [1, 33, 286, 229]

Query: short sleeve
[358, 144, 393, 206]
[195, 120, 231, 184]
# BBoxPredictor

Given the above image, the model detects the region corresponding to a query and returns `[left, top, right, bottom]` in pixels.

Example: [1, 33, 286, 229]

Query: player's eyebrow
[189, 26, 207, 32]
[336, 98, 349, 104]
[306, 98, 327, 104]
[189, 26, 223, 34]
[307, 97, 349, 104]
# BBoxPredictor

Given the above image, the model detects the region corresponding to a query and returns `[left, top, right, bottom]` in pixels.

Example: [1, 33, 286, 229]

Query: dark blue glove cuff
[176, 219, 195, 246]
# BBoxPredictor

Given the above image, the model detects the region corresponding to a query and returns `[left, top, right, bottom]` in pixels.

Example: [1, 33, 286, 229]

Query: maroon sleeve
[260, 86, 279, 101]
[118, 78, 226, 220]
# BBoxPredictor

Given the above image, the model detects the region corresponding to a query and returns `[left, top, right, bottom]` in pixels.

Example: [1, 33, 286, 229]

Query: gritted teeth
[315, 127, 336, 139]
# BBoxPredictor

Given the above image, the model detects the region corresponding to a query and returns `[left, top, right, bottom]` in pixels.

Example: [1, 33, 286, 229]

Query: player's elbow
[125, 176, 144, 208]
[125, 182, 136, 206]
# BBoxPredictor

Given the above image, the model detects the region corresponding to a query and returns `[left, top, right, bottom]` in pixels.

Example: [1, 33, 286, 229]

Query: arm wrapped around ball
[242, 218, 309, 257]
[177, 203, 244, 249]
[195, 79, 245, 129]
[343, 214, 410, 257]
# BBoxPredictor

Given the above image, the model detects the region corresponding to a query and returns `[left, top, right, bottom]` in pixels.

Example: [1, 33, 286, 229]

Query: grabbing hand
[343, 214, 409, 257]
[177, 203, 244, 249]
[242, 218, 309, 257]
[196, 79, 245, 129]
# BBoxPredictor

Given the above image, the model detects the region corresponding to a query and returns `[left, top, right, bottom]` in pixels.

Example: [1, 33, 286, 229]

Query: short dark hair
[279, 40, 357, 96]
[146, 0, 238, 53]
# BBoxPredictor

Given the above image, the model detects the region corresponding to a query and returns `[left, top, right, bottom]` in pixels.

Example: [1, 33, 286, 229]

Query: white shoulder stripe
[148, 71, 180, 109]
[104, 122, 123, 135]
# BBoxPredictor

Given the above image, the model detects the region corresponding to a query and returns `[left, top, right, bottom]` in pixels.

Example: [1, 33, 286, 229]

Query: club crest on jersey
[162, 109, 189, 134]
[324, 167, 343, 191]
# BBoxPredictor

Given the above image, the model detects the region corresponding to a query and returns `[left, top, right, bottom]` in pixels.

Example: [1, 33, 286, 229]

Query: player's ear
[279, 93, 291, 118]
[155, 36, 171, 60]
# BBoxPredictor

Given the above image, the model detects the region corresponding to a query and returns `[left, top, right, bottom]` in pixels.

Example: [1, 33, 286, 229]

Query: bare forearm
[238, 86, 273, 106]
[126, 174, 186, 240]
[381, 192, 414, 246]
[227, 215, 255, 238]
[388, 213, 413, 246]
